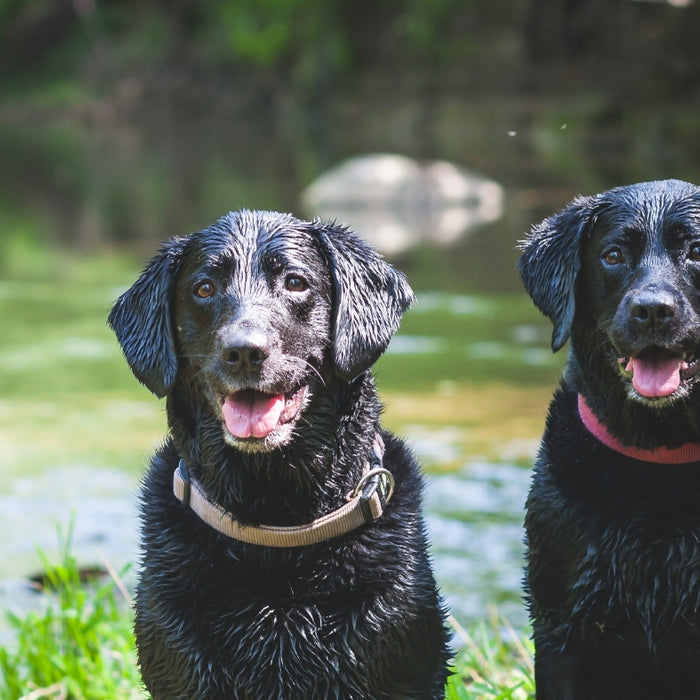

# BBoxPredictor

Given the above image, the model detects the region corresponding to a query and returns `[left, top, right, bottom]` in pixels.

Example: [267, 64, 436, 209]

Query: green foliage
[0, 0, 476, 87]
[0, 526, 534, 699]
[446, 615, 535, 699]
[395, 0, 460, 58]
[0, 523, 146, 700]
[214, 0, 320, 68]
[194, 0, 353, 95]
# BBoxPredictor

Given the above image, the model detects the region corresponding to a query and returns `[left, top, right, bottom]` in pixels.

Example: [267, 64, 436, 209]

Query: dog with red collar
[519, 180, 700, 699]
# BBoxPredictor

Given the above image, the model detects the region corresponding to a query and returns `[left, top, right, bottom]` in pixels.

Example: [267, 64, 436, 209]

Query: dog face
[109, 210, 414, 452]
[520, 179, 700, 405]
[173, 216, 332, 451]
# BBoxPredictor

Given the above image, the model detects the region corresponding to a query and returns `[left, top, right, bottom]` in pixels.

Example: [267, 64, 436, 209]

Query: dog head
[109, 210, 414, 451]
[519, 179, 700, 405]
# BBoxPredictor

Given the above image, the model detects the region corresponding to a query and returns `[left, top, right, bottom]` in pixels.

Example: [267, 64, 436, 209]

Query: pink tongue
[221, 392, 285, 438]
[625, 356, 685, 397]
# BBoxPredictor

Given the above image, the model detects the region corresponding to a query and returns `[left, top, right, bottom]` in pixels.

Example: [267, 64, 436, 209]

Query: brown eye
[602, 248, 624, 266]
[194, 280, 215, 299]
[285, 275, 308, 292]
[689, 244, 700, 261]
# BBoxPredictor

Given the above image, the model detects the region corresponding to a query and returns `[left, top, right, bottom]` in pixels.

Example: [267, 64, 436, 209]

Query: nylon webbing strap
[172, 436, 392, 547]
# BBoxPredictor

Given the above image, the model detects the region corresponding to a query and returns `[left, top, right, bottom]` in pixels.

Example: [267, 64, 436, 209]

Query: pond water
[3, 90, 699, 632]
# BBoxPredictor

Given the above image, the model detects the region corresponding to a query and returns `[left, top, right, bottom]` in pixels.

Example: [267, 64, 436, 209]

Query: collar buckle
[348, 467, 395, 504]
[349, 466, 395, 524]
[174, 459, 191, 506]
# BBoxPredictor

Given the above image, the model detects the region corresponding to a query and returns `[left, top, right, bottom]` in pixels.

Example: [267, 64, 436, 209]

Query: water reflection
[424, 461, 528, 625]
[301, 153, 504, 254]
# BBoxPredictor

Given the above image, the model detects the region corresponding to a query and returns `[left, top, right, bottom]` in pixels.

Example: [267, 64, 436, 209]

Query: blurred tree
[0, 0, 480, 95]
[0, 0, 696, 109]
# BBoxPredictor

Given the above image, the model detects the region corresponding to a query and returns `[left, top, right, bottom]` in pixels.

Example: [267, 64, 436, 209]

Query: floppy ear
[314, 221, 415, 380]
[108, 237, 186, 398]
[518, 196, 597, 352]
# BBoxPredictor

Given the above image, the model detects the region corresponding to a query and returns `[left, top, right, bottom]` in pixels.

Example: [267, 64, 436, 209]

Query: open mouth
[618, 347, 700, 399]
[220, 386, 308, 439]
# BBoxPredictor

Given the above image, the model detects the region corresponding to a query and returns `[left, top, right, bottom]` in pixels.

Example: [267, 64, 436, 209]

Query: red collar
[577, 393, 700, 465]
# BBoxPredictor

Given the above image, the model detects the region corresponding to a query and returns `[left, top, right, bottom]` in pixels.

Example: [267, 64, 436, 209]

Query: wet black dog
[519, 179, 700, 699]
[109, 210, 450, 699]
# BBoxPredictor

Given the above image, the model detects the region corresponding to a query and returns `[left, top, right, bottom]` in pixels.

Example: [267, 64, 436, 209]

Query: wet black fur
[519, 180, 700, 698]
[108, 210, 450, 699]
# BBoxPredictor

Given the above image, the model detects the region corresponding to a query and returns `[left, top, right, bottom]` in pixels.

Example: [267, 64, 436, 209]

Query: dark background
[2, 0, 700, 292]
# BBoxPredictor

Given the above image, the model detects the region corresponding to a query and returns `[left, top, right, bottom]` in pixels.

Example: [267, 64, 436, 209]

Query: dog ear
[314, 221, 415, 380]
[518, 196, 597, 352]
[108, 238, 186, 398]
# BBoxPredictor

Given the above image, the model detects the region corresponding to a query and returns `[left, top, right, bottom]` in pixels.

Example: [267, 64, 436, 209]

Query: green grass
[0, 530, 534, 700]
[0, 524, 146, 700]
[446, 615, 535, 699]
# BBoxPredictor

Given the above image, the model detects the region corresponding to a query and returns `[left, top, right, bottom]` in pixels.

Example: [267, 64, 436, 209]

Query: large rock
[301, 153, 503, 254]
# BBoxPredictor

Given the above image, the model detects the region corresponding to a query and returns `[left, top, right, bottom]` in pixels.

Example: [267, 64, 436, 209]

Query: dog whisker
[296, 358, 326, 387]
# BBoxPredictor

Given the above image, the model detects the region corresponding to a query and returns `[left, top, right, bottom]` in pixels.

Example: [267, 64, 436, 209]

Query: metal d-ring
[349, 467, 395, 503]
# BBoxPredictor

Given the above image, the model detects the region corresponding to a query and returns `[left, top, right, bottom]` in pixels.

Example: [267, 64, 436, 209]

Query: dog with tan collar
[109, 211, 450, 699]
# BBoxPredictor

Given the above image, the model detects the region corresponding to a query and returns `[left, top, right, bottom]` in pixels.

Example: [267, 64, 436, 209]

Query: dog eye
[194, 280, 216, 299]
[602, 248, 624, 266]
[689, 244, 700, 261]
[285, 275, 309, 292]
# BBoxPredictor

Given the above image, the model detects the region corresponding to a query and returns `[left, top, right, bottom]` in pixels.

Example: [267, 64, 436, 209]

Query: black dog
[519, 179, 700, 699]
[109, 210, 450, 699]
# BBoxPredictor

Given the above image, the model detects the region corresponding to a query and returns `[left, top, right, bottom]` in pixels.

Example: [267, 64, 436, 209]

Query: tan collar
[172, 435, 393, 547]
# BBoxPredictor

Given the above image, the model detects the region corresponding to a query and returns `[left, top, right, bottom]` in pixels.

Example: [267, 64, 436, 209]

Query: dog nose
[221, 330, 270, 372]
[629, 290, 677, 329]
